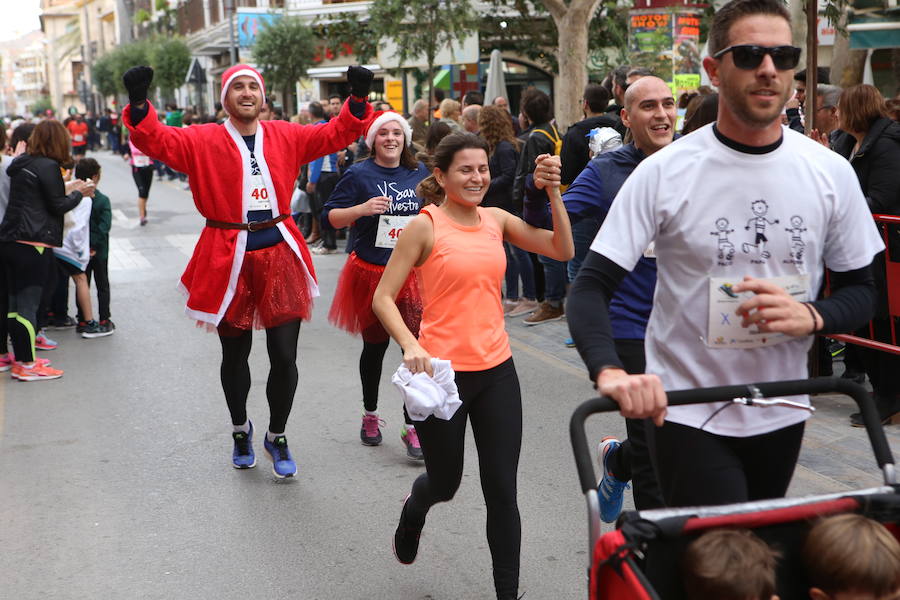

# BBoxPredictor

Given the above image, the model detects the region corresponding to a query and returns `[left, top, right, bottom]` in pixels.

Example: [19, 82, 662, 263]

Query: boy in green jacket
[80, 158, 115, 336]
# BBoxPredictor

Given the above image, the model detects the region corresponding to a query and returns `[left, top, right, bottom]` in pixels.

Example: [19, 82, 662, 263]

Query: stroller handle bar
[570, 377, 896, 495]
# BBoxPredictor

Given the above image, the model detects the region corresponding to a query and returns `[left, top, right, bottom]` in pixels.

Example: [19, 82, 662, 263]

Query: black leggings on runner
[218, 319, 301, 434]
[360, 339, 413, 424]
[0, 242, 52, 363]
[404, 357, 522, 598]
[132, 165, 154, 198]
[649, 420, 804, 507]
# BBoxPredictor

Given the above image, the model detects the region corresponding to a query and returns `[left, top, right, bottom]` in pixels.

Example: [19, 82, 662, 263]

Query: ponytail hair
[415, 131, 490, 207]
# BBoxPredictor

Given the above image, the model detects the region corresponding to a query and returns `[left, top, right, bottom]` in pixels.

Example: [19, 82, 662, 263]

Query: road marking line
[113, 209, 138, 230]
[109, 238, 152, 271]
[165, 234, 199, 257]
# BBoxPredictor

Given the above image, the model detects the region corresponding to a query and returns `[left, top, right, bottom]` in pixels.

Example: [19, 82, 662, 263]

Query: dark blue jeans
[568, 218, 601, 282]
[503, 242, 535, 301]
[537, 254, 567, 303]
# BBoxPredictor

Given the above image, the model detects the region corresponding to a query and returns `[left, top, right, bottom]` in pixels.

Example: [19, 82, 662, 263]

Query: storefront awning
[849, 11, 900, 49]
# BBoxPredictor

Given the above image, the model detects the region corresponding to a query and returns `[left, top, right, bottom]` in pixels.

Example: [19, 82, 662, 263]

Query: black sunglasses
[713, 44, 801, 71]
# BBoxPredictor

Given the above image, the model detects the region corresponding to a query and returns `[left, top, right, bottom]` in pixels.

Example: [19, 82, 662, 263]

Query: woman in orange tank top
[372, 132, 573, 599]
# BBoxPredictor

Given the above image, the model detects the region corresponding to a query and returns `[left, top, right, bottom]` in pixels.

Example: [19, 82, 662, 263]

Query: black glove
[123, 66, 154, 106]
[347, 66, 374, 99]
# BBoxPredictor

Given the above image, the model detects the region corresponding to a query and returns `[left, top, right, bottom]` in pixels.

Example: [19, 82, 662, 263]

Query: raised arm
[289, 66, 375, 165]
[493, 154, 574, 261]
[122, 66, 194, 173]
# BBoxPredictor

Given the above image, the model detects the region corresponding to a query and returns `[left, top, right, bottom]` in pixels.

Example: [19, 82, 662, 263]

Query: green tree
[92, 52, 119, 98]
[151, 38, 191, 102]
[313, 12, 378, 65]
[30, 96, 54, 116]
[368, 0, 478, 114]
[252, 16, 316, 116]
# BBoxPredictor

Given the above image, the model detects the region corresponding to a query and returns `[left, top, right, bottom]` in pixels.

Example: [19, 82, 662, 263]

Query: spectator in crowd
[418, 121, 452, 165]
[438, 99, 462, 131]
[304, 101, 329, 245]
[803, 514, 900, 600]
[408, 99, 430, 150]
[561, 83, 618, 186]
[786, 66, 830, 132]
[683, 529, 779, 600]
[259, 98, 274, 121]
[462, 90, 483, 109]
[492, 95, 520, 135]
[478, 104, 536, 317]
[885, 98, 900, 122]
[832, 83, 900, 426]
[432, 88, 446, 119]
[329, 94, 343, 119]
[517, 89, 566, 325]
[461, 105, 481, 134]
[0, 120, 93, 380]
[807, 84, 843, 147]
[681, 92, 720, 135]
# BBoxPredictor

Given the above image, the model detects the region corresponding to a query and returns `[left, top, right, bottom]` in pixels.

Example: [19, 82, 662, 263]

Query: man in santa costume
[122, 64, 374, 478]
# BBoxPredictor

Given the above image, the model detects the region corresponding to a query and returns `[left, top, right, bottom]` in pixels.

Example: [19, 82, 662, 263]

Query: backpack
[534, 124, 562, 156]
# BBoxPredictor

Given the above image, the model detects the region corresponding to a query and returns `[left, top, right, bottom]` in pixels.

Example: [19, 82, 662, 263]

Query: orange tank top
[416, 204, 511, 371]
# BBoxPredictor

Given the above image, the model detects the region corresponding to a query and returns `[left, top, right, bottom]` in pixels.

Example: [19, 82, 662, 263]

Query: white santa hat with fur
[365, 111, 413, 150]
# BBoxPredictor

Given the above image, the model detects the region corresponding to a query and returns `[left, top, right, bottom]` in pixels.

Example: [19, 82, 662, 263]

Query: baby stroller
[569, 377, 900, 600]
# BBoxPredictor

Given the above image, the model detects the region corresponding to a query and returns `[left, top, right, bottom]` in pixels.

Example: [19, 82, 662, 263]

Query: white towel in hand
[391, 358, 462, 421]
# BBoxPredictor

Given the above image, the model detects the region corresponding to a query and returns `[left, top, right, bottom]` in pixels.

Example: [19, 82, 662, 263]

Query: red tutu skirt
[218, 242, 313, 337]
[329, 252, 421, 343]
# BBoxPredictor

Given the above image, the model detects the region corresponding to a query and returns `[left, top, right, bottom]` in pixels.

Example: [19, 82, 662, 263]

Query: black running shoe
[393, 495, 422, 565]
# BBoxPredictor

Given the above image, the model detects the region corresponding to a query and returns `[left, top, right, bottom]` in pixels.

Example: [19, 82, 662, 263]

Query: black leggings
[132, 165, 154, 198]
[218, 319, 301, 434]
[405, 357, 522, 599]
[607, 339, 665, 511]
[360, 339, 413, 424]
[0, 242, 52, 363]
[650, 420, 804, 507]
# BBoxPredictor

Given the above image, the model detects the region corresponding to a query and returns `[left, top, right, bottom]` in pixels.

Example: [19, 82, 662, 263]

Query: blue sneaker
[231, 422, 256, 469]
[597, 436, 629, 523]
[264, 434, 297, 478]
[565, 337, 576, 348]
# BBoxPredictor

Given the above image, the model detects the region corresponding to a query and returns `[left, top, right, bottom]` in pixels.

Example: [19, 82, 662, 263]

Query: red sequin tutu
[329, 252, 421, 342]
[218, 242, 313, 337]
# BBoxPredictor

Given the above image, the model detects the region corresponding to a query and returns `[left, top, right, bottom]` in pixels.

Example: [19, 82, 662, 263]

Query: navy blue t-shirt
[322, 159, 428, 265]
[242, 134, 284, 251]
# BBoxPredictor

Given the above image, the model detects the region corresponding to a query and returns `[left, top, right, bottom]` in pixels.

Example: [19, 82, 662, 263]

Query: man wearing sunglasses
[568, 0, 883, 509]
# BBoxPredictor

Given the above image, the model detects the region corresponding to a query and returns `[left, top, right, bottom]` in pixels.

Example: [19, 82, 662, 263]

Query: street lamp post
[225, 0, 238, 65]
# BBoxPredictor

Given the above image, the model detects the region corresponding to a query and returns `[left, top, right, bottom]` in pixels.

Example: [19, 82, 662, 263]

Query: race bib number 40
[247, 174, 271, 211]
[707, 274, 810, 349]
[375, 215, 414, 249]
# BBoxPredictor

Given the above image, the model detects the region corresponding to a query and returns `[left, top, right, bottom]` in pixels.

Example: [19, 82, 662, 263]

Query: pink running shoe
[360, 413, 385, 446]
[401, 425, 424, 461]
[0, 354, 12, 372]
[34, 331, 58, 351]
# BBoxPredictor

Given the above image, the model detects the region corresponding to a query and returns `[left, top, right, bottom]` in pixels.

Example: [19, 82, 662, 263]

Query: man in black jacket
[561, 84, 618, 186]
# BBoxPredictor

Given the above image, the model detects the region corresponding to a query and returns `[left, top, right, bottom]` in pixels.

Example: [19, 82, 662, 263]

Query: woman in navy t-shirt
[323, 112, 428, 459]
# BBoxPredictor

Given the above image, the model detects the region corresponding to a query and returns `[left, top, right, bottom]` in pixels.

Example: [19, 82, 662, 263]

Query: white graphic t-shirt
[591, 124, 884, 436]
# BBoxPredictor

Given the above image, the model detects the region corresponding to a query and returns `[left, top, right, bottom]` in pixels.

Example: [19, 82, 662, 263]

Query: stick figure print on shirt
[742, 199, 779, 259]
[785, 215, 807, 262]
[711, 217, 735, 262]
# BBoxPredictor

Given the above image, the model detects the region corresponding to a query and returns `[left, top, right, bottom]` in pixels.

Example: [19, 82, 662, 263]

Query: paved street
[1, 150, 898, 600]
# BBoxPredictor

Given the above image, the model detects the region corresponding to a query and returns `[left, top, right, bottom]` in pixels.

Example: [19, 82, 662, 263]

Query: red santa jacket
[124, 100, 372, 325]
